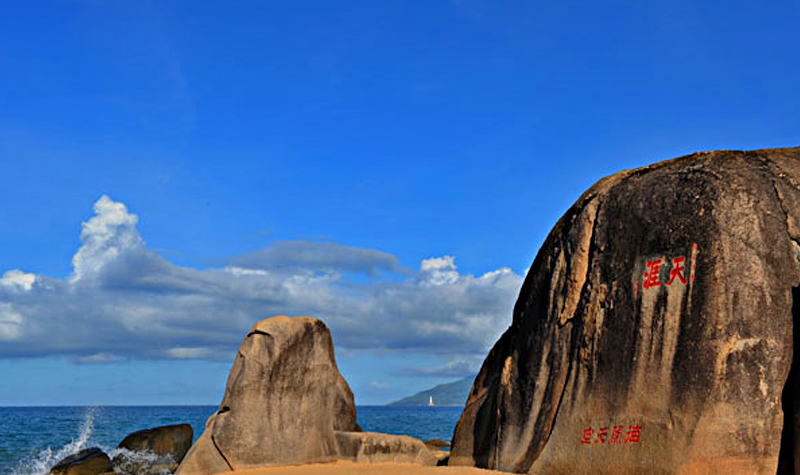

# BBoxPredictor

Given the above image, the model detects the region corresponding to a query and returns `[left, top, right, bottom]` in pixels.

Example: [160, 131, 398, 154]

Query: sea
[0, 406, 463, 475]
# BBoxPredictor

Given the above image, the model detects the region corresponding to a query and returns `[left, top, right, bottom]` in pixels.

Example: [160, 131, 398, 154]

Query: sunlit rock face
[450, 147, 800, 475]
[176, 316, 358, 475]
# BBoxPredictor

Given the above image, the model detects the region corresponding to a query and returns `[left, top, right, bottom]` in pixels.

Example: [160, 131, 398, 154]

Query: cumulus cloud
[419, 256, 459, 286]
[1, 270, 37, 291]
[71, 195, 143, 282]
[0, 196, 523, 366]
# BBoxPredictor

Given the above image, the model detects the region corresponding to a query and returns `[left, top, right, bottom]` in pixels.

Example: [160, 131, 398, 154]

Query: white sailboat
[428, 396, 435, 406]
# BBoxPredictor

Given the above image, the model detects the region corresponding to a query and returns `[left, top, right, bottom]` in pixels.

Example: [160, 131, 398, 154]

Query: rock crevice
[209, 435, 233, 472]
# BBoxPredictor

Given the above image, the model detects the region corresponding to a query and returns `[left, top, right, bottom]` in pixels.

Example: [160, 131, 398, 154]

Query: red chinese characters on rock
[580, 427, 594, 445]
[639, 243, 698, 292]
[595, 427, 608, 444]
[580, 425, 642, 446]
[608, 425, 624, 445]
[642, 259, 662, 289]
[625, 425, 642, 444]
[666, 256, 686, 285]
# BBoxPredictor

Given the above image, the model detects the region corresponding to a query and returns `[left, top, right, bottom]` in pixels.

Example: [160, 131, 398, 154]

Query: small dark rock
[50, 447, 114, 475]
[113, 423, 192, 475]
[112, 423, 192, 474]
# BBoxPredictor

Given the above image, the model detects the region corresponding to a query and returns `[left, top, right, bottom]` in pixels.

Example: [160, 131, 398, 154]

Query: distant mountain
[387, 376, 475, 407]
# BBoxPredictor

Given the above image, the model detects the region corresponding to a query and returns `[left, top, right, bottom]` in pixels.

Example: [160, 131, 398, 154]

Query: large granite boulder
[450, 147, 800, 474]
[175, 316, 358, 475]
[51, 448, 115, 475]
[113, 424, 192, 474]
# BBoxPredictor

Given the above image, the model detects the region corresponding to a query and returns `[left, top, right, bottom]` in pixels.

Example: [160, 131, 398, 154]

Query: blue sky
[1, 0, 799, 406]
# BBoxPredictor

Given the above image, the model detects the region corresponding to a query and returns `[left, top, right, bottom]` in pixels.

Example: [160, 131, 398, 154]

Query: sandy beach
[216, 462, 507, 475]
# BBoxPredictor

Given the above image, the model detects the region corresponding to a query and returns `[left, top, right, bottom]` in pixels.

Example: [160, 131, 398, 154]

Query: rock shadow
[778, 285, 800, 474]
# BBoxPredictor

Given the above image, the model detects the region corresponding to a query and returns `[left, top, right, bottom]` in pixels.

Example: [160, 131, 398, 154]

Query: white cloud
[165, 347, 216, 359]
[0, 196, 523, 365]
[370, 380, 390, 390]
[419, 255, 459, 286]
[1, 270, 36, 291]
[71, 195, 143, 282]
[477, 267, 517, 285]
[223, 266, 268, 276]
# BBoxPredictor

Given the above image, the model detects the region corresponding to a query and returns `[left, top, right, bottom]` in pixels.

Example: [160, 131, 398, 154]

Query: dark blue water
[0, 406, 462, 475]
[356, 406, 462, 442]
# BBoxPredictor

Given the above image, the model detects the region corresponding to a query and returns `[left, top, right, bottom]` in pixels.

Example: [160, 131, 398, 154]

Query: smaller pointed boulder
[176, 316, 358, 475]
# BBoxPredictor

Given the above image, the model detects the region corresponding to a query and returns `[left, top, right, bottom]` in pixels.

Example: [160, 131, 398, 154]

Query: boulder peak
[176, 315, 358, 475]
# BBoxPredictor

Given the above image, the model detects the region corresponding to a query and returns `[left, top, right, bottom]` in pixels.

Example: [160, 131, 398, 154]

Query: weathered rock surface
[335, 431, 439, 465]
[449, 147, 800, 474]
[51, 447, 115, 475]
[117, 423, 193, 459]
[175, 316, 358, 475]
[113, 423, 192, 474]
[172, 418, 229, 475]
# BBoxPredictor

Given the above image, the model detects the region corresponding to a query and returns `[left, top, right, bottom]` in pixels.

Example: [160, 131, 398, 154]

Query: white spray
[12, 407, 97, 475]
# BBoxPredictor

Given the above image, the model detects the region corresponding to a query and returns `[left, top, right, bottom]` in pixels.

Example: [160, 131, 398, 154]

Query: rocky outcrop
[51, 447, 115, 475]
[171, 418, 229, 475]
[175, 415, 228, 475]
[113, 424, 192, 475]
[424, 438, 451, 449]
[450, 147, 800, 474]
[334, 431, 439, 465]
[332, 377, 361, 433]
[117, 423, 193, 460]
[175, 316, 358, 475]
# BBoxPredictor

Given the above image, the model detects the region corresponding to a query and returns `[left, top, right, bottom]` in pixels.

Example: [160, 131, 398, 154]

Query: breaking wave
[12, 407, 97, 475]
[10, 406, 174, 475]
[110, 447, 175, 475]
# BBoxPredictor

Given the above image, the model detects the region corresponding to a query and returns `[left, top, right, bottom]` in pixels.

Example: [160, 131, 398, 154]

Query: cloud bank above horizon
[0, 196, 523, 376]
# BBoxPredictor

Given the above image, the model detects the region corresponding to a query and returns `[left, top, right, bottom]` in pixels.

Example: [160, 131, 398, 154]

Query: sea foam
[12, 407, 97, 475]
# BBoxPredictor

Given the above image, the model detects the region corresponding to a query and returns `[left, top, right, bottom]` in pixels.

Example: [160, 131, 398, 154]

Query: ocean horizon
[0, 405, 463, 475]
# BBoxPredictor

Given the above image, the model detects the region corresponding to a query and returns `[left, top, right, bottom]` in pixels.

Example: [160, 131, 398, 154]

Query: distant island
[387, 376, 475, 407]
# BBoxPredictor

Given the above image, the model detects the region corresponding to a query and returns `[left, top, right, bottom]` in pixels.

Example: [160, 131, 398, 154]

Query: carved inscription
[635, 243, 698, 296]
[580, 425, 642, 446]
